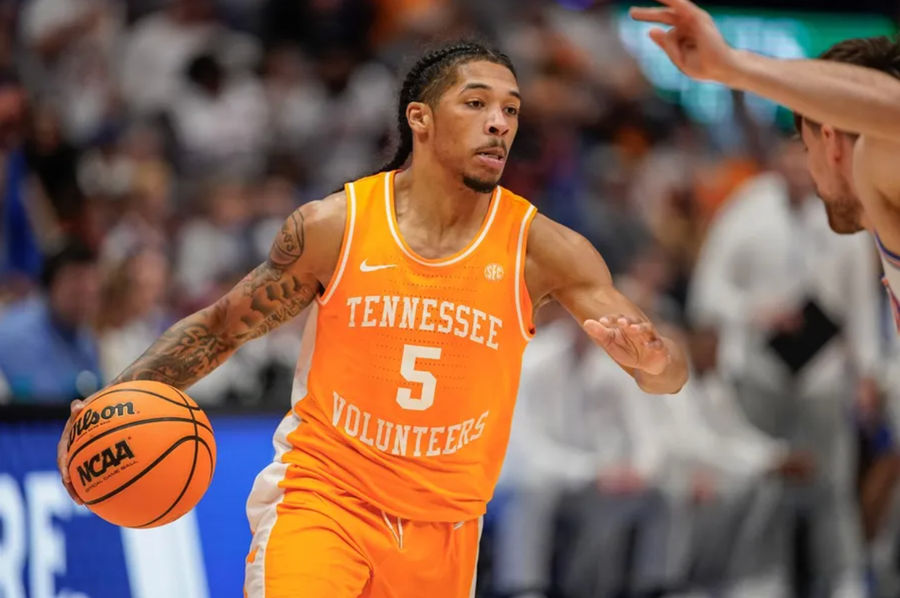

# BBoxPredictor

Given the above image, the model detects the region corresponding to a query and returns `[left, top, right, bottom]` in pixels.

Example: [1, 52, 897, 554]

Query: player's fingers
[63, 479, 83, 505]
[70, 398, 84, 415]
[649, 28, 683, 63]
[654, 0, 698, 12]
[584, 319, 614, 341]
[629, 7, 678, 25]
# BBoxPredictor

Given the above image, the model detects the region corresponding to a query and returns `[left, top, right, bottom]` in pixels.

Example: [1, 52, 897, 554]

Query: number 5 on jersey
[396, 344, 442, 411]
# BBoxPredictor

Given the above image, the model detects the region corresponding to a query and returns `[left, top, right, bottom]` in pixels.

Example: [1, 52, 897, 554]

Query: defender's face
[800, 121, 864, 234]
[432, 61, 520, 193]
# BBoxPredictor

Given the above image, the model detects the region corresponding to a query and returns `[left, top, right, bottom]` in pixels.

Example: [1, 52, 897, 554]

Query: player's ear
[820, 124, 843, 166]
[407, 102, 431, 135]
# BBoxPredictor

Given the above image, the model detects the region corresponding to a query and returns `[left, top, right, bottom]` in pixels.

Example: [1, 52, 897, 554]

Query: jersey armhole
[515, 205, 538, 341]
[317, 182, 357, 306]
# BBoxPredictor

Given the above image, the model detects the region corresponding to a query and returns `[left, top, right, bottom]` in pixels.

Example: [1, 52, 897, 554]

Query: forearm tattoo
[113, 209, 319, 389]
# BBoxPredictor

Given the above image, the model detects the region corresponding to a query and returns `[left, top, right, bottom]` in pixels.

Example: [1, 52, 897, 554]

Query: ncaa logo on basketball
[484, 263, 504, 281]
[76, 440, 136, 486]
[69, 401, 135, 446]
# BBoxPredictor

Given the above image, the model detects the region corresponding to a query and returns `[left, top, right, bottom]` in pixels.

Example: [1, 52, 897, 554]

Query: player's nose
[485, 108, 510, 137]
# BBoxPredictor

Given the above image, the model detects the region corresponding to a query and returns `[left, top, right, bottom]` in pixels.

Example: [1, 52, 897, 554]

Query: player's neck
[394, 160, 494, 233]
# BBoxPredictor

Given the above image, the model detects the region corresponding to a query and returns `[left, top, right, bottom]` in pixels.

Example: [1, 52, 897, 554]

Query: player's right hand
[629, 0, 739, 84]
[58, 398, 87, 505]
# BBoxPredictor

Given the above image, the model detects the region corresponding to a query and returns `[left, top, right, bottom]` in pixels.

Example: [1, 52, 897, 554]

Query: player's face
[432, 61, 520, 193]
[800, 121, 863, 234]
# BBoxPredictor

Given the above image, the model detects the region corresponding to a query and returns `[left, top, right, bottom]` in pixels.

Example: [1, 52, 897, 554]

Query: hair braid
[378, 40, 516, 172]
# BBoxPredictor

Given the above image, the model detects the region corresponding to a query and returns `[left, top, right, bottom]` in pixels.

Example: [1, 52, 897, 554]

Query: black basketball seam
[175, 387, 214, 484]
[140, 386, 201, 528]
[135, 436, 214, 528]
[66, 416, 213, 471]
[174, 388, 203, 491]
[83, 435, 211, 506]
[88, 386, 204, 410]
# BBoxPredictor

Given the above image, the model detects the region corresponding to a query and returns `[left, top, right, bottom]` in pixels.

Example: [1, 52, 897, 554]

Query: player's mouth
[474, 146, 506, 170]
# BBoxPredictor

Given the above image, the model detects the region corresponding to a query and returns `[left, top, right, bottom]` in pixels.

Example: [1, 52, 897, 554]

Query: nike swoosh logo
[360, 260, 397, 273]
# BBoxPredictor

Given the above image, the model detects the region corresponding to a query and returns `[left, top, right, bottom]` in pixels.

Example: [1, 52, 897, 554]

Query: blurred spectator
[261, 0, 375, 58]
[249, 174, 299, 263]
[0, 71, 42, 299]
[174, 179, 252, 308]
[120, 0, 258, 117]
[689, 139, 881, 597]
[266, 45, 392, 196]
[23, 99, 87, 242]
[19, 0, 125, 144]
[170, 52, 268, 178]
[0, 240, 102, 403]
[96, 247, 172, 380]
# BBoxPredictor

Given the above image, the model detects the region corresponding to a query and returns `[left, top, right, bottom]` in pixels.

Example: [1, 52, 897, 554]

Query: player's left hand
[584, 315, 670, 375]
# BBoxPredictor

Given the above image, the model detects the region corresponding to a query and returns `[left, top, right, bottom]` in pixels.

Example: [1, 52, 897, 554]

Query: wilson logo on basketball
[69, 402, 135, 446]
[76, 440, 135, 486]
[484, 263, 504, 281]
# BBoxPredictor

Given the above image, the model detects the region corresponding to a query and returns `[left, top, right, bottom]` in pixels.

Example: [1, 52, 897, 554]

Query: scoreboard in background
[617, 7, 897, 128]
[0, 412, 284, 598]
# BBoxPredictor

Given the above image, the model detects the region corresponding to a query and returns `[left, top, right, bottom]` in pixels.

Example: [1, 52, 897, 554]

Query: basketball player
[630, 0, 900, 327]
[57, 42, 688, 597]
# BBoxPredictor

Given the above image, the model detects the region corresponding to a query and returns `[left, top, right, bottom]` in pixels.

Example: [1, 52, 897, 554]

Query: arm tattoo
[270, 210, 304, 267]
[112, 304, 235, 388]
[112, 208, 319, 389]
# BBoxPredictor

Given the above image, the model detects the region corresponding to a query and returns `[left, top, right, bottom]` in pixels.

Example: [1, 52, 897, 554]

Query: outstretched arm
[58, 194, 345, 503]
[111, 196, 344, 388]
[526, 214, 688, 394]
[630, 0, 900, 141]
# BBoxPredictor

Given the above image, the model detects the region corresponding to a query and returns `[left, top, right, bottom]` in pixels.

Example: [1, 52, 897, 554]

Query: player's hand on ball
[584, 315, 670, 375]
[58, 398, 88, 505]
[629, 0, 738, 83]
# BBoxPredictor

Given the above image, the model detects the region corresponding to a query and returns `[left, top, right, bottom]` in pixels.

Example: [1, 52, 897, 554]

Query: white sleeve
[697, 376, 788, 478]
[687, 200, 752, 328]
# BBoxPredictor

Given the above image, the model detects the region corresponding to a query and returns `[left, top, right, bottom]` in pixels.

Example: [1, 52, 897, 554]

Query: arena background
[1, 1, 899, 597]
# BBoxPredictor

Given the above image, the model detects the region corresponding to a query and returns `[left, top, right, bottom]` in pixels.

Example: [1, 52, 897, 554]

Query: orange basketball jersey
[284, 170, 537, 522]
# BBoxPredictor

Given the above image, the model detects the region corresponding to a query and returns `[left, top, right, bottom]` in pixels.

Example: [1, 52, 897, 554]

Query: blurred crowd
[1, 0, 900, 597]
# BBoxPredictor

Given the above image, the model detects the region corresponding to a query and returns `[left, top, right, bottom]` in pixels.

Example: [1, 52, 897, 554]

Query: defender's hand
[58, 399, 87, 505]
[584, 315, 670, 375]
[630, 0, 739, 83]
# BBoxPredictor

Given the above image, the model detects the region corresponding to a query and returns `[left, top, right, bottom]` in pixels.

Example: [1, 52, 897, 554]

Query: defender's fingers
[629, 7, 678, 25]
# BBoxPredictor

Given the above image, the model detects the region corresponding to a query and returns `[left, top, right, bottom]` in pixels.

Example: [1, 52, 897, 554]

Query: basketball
[65, 380, 216, 529]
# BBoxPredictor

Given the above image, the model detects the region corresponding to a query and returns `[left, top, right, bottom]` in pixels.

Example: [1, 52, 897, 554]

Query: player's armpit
[112, 193, 346, 389]
[525, 214, 688, 394]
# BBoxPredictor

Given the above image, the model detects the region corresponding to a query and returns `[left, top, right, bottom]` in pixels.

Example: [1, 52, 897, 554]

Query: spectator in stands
[174, 179, 252, 309]
[170, 52, 269, 179]
[96, 247, 172, 381]
[0, 241, 102, 403]
[120, 0, 258, 117]
[689, 138, 880, 597]
[19, 0, 124, 144]
[0, 71, 42, 301]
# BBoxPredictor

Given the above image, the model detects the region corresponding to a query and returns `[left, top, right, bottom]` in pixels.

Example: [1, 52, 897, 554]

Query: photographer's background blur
[1, 1, 899, 597]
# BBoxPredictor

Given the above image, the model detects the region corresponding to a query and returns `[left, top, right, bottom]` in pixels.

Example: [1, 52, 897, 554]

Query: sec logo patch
[484, 263, 504, 281]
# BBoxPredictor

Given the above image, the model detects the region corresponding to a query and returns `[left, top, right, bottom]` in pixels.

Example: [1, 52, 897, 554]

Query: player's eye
[466, 99, 484, 109]
[505, 106, 520, 117]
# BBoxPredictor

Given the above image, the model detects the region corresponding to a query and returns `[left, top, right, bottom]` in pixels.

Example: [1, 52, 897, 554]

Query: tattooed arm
[111, 194, 346, 388]
[58, 193, 346, 502]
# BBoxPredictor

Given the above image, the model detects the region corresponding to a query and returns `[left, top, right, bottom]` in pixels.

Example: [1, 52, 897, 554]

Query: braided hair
[379, 41, 516, 172]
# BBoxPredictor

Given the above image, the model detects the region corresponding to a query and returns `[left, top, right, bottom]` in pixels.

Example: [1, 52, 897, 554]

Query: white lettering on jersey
[344, 295, 504, 350]
[331, 391, 490, 459]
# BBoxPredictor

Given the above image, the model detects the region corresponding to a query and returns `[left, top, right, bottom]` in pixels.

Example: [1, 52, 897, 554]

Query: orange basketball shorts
[243, 415, 483, 598]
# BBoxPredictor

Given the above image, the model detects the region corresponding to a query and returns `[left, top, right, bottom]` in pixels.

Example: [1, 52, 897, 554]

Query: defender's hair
[794, 36, 900, 133]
